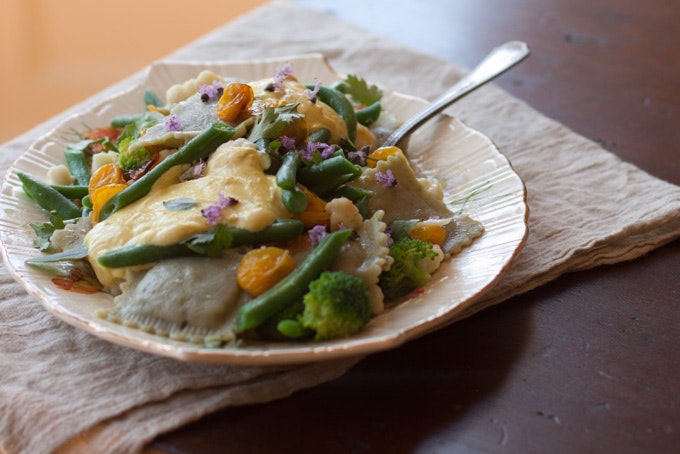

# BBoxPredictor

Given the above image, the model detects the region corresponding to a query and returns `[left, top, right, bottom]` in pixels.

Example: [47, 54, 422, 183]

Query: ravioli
[349, 151, 452, 224]
[128, 93, 222, 154]
[99, 254, 243, 345]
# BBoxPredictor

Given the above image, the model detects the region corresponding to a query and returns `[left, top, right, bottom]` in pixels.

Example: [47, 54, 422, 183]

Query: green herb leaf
[29, 211, 66, 251]
[163, 197, 197, 211]
[26, 244, 89, 264]
[248, 103, 304, 145]
[181, 224, 233, 256]
[143, 89, 164, 108]
[341, 74, 383, 105]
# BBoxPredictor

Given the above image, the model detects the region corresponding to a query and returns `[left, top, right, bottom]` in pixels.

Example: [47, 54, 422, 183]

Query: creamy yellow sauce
[84, 139, 289, 286]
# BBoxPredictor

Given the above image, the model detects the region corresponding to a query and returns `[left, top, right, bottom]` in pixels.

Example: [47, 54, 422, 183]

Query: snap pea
[97, 219, 304, 268]
[307, 85, 357, 143]
[49, 184, 89, 200]
[297, 155, 362, 197]
[97, 122, 235, 222]
[64, 149, 91, 186]
[282, 186, 308, 213]
[355, 101, 382, 126]
[18, 172, 82, 220]
[236, 228, 352, 332]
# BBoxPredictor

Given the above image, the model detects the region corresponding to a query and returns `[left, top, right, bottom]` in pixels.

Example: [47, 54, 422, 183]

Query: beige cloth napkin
[1, 2, 679, 453]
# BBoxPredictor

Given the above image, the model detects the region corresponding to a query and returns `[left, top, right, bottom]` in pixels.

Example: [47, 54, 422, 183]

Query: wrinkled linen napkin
[2, 1, 679, 453]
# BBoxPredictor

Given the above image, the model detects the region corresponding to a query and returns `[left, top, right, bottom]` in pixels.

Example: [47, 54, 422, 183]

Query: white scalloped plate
[0, 54, 528, 365]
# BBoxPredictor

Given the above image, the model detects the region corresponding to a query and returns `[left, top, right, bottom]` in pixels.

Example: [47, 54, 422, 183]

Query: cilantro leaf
[341, 75, 383, 105]
[29, 211, 65, 251]
[247, 103, 304, 145]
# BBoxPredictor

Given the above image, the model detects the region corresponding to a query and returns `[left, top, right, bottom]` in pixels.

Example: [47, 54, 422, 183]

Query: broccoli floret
[300, 271, 371, 340]
[379, 237, 439, 301]
[116, 137, 153, 170]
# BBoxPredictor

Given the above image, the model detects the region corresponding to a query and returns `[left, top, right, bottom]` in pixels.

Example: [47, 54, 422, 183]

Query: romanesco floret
[300, 271, 371, 340]
[116, 137, 153, 171]
[379, 237, 439, 301]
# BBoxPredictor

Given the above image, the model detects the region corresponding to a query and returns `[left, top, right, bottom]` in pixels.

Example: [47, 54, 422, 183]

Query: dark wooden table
[152, 1, 679, 452]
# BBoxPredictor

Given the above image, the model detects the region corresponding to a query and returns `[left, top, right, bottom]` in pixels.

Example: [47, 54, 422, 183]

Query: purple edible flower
[199, 80, 224, 102]
[304, 81, 321, 102]
[179, 160, 206, 181]
[385, 227, 394, 247]
[201, 193, 239, 224]
[272, 63, 294, 91]
[348, 146, 369, 166]
[280, 135, 297, 151]
[376, 169, 397, 188]
[164, 114, 182, 132]
[308, 224, 327, 246]
[305, 141, 335, 161]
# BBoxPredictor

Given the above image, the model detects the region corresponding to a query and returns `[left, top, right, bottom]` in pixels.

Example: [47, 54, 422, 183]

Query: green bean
[236, 228, 352, 332]
[50, 184, 89, 200]
[226, 219, 304, 246]
[329, 185, 373, 202]
[18, 172, 82, 220]
[281, 186, 308, 213]
[98, 122, 235, 222]
[307, 85, 357, 143]
[97, 220, 304, 268]
[277, 319, 313, 339]
[307, 127, 331, 143]
[356, 101, 382, 126]
[81, 194, 92, 209]
[329, 185, 374, 218]
[330, 81, 348, 93]
[98, 243, 194, 268]
[297, 155, 362, 197]
[64, 149, 91, 186]
[276, 152, 301, 190]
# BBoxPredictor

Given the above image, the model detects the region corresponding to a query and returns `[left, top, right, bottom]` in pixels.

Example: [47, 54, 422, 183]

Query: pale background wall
[0, 0, 269, 143]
